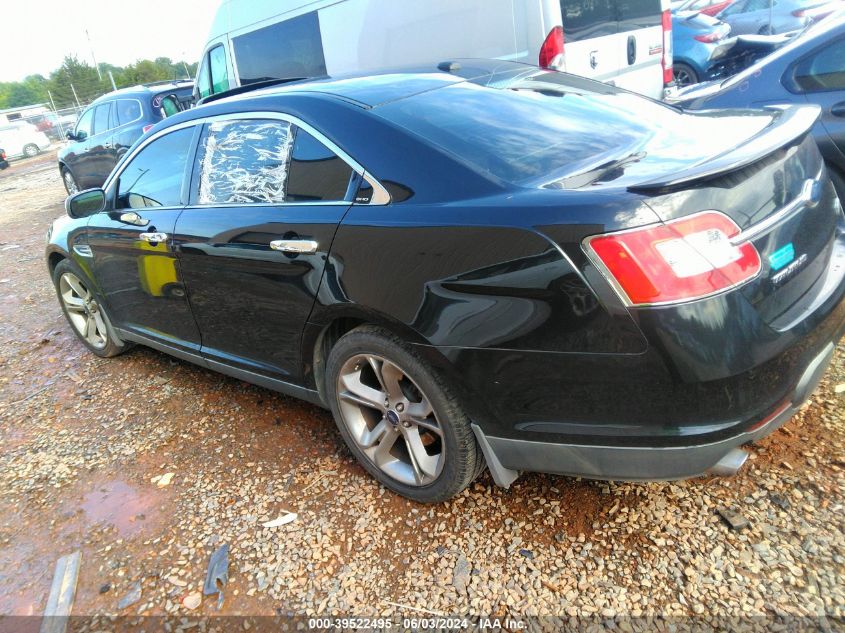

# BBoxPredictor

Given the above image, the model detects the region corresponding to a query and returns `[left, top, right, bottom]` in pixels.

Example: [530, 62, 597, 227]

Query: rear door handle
[270, 239, 318, 254]
[831, 102, 845, 118]
[139, 232, 168, 243]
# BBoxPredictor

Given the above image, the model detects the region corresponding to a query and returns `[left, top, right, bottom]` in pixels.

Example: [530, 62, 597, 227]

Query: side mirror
[66, 189, 106, 219]
[66, 130, 77, 141]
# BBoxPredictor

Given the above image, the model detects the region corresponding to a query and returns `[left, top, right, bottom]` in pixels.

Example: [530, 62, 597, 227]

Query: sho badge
[771, 253, 808, 286]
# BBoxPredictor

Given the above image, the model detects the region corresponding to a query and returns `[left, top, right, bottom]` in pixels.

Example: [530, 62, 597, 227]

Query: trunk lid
[634, 105, 840, 326]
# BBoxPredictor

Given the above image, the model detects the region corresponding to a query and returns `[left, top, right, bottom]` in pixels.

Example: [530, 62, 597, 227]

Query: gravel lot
[0, 154, 843, 627]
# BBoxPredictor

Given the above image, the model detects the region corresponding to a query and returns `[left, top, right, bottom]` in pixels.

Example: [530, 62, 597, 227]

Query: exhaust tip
[706, 448, 749, 477]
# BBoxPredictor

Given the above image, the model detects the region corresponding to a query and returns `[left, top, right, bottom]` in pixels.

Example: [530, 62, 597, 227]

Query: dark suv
[58, 81, 194, 194]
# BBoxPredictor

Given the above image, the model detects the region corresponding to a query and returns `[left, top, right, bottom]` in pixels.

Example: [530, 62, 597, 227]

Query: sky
[0, 0, 221, 82]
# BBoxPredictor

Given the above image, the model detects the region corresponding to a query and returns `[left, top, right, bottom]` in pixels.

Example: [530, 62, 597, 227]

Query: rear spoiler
[628, 104, 821, 193]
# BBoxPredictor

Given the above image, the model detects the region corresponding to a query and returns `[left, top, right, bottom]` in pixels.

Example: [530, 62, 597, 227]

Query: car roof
[213, 59, 530, 109]
[90, 81, 195, 104]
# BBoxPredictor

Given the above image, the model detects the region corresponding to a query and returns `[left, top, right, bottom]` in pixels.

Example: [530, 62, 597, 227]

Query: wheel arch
[303, 307, 492, 429]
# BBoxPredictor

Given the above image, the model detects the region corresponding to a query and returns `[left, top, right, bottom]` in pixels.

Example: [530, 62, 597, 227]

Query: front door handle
[270, 239, 318, 254]
[120, 211, 149, 226]
[139, 232, 168, 243]
[831, 101, 845, 118]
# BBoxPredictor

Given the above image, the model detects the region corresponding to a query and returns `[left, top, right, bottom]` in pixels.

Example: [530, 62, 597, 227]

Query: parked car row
[0, 122, 51, 160]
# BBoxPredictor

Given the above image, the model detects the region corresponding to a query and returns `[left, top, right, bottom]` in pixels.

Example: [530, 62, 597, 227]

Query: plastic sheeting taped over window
[198, 120, 293, 204]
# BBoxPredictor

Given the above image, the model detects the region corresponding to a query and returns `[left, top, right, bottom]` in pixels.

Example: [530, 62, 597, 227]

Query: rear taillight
[661, 10, 673, 85]
[661, 11, 675, 86]
[584, 212, 761, 306]
[539, 26, 565, 69]
[694, 32, 722, 42]
[0, 150, 5, 160]
[792, 8, 806, 16]
[142, 124, 155, 134]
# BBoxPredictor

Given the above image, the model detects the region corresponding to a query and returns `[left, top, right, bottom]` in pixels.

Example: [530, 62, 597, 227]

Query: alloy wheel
[23, 144, 38, 158]
[336, 354, 445, 487]
[63, 171, 78, 195]
[59, 272, 108, 349]
[674, 68, 694, 87]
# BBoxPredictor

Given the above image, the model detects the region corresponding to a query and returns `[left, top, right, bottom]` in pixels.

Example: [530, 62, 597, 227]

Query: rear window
[617, 0, 662, 30]
[560, 0, 617, 41]
[375, 70, 663, 185]
[233, 12, 327, 85]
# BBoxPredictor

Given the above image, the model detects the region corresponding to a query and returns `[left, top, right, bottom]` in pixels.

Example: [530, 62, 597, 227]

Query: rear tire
[673, 63, 699, 87]
[52, 259, 130, 358]
[325, 325, 484, 502]
[23, 144, 39, 158]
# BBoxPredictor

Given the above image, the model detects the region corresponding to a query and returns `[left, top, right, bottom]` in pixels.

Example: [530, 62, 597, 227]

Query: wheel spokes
[64, 275, 89, 301]
[372, 426, 401, 467]
[62, 293, 86, 312]
[401, 425, 440, 484]
[368, 356, 405, 403]
[340, 370, 386, 412]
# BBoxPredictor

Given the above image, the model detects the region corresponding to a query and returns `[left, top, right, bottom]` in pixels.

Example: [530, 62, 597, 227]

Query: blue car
[673, 11, 733, 85]
[674, 12, 845, 200]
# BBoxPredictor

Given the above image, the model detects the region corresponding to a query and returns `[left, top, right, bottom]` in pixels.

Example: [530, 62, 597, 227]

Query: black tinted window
[92, 103, 111, 135]
[116, 100, 142, 126]
[794, 38, 845, 92]
[117, 128, 194, 208]
[233, 12, 327, 85]
[560, 0, 617, 41]
[286, 129, 353, 202]
[618, 0, 661, 29]
[197, 120, 293, 204]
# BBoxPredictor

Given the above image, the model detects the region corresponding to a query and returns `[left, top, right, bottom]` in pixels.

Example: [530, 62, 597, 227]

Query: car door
[88, 102, 116, 187]
[790, 35, 845, 169]
[111, 98, 145, 165]
[615, 0, 664, 98]
[85, 125, 203, 353]
[559, 0, 623, 84]
[174, 116, 357, 382]
[65, 108, 95, 186]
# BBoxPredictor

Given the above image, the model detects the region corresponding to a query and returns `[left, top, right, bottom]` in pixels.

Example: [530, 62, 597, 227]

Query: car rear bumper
[472, 340, 835, 485]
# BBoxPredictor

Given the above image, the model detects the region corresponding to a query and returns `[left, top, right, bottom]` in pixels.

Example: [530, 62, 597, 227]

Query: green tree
[47, 56, 110, 108]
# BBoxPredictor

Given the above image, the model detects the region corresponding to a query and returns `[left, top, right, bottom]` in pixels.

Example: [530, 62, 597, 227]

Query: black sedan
[47, 61, 845, 502]
[673, 12, 845, 200]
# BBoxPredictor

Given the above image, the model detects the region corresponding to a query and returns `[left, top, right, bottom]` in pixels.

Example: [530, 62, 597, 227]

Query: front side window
[75, 109, 94, 139]
[209, 45, 229, 95]
[793, 38, 845, 92]
[233, 12, 327, 85]
[116, 100, 142, 126]
[92, 103, 112, 136]
[117, 127, 194, 209]
[197, 58, 212, 100]
[197, 120, 293, 204]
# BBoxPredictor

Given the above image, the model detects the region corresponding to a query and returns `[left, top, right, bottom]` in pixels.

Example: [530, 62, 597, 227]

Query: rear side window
[287, 130, 354, 202]
[233, 12, 327, 85]
[617, 0, 662, 30]
[115, 100, 142, 126]
[92, 103, 111, 135]
[560, 0, 617, 41]
[793, 38, 845, 92]
[197, 120, 293, 204]
[117, 128, 194, 209]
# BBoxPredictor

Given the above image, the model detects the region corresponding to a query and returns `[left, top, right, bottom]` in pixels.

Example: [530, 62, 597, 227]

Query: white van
[0, 123, 52, 159]
[195, 0, 672, 102]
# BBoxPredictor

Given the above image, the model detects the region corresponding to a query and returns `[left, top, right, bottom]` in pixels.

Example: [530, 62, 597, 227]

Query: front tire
[61, 167, 79, 195]
[52, 259, 130, 358]
[326, 325, 484, 502]
[23, 144, 39, 158]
